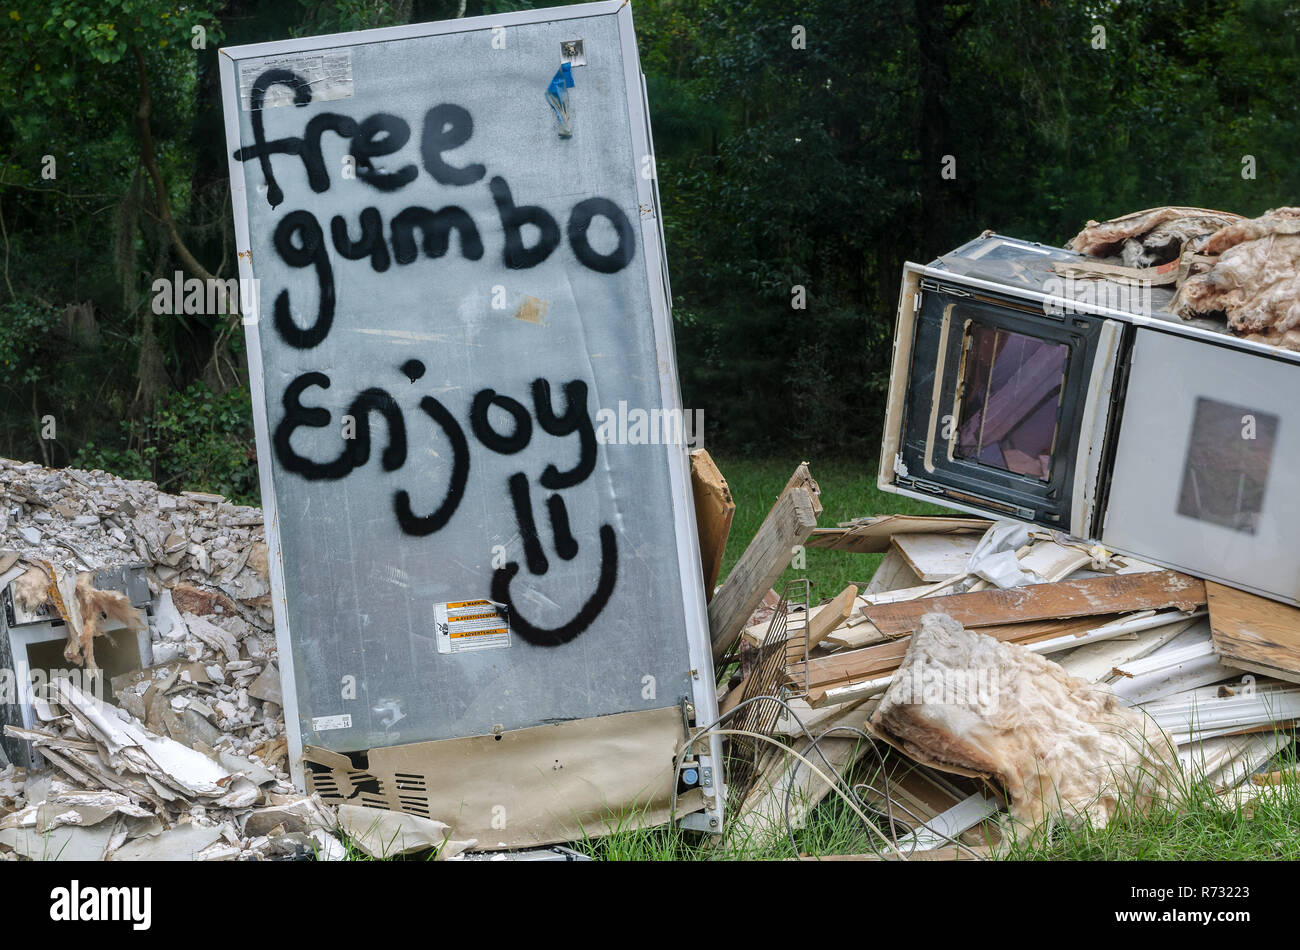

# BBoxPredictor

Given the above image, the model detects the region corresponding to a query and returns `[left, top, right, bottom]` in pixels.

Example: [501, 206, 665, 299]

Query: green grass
[566, 730, 1300, 862]
[999, 737, 1300, 861]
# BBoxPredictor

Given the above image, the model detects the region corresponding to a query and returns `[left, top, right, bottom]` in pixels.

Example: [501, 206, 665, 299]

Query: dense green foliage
[2, 0, 1298, 494]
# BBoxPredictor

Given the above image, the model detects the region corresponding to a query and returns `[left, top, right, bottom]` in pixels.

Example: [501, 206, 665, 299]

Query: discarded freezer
[879, 233, 1300, 606]
[218, 2, 722, 845]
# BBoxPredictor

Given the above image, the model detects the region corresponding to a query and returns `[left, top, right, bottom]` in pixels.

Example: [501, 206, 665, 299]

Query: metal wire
[722, 579, 811, 803]
[673, 691, 992, 861]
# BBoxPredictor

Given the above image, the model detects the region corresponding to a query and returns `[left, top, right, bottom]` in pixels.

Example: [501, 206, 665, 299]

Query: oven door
[891, 276, 1122, 531]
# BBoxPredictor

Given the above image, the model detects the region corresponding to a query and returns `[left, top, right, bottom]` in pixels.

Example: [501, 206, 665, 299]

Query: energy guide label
[435, 600, 511, 654]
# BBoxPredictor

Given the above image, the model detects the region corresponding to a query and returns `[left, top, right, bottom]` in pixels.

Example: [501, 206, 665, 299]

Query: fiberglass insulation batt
[869, 613, 1177, 829]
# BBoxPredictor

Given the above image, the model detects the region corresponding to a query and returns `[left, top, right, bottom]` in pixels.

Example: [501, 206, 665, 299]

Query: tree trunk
[133, 46, 219, 288]
[914, 0, 954, 258]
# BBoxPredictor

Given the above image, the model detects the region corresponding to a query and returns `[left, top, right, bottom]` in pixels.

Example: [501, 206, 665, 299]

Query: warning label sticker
[435, 600, 511, 655]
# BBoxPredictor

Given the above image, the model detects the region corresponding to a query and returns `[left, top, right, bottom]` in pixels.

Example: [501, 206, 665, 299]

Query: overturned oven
[879, 233, 1300, 606]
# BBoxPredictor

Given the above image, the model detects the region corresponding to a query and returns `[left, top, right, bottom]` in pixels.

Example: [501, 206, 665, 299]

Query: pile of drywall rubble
[0, 456, 343, 860]
[0, 457, 280, 757]
[0, 457, 479, 861]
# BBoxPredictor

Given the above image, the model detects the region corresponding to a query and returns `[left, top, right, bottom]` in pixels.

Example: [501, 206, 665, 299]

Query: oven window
[955, 324, 1068, 481]
[1177, 397, 1277, 535]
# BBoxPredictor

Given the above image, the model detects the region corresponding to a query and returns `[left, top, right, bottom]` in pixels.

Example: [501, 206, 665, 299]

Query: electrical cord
[673, 693, 890, 855]
[675, 692, 991, 860]
[694, 727, 909, 858]
[785, 722, 985, 861]
[678, 693, 907, 859]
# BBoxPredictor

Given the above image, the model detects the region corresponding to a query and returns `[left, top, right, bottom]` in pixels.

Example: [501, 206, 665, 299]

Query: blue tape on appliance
[545, 62, 575, 137]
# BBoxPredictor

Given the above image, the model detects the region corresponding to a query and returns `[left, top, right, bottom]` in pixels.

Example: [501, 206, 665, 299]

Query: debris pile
[6, 447, 1298, 861]
[703, 459, 1300, 856]
[0, 456, 346, 860]
[1, 677, 339, 861]
[1067, 205, 1300, 350]
[0, 457, 279, 759]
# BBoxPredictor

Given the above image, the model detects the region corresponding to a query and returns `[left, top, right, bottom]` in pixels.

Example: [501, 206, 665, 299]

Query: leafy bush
[0, 297, 57, 388]
[75, 381, 259, 504]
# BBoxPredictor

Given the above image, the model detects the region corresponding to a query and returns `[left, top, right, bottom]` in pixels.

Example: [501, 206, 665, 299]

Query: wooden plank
[823, 620, 887, 651]
[689, 449, 735, 602]
[728, 735, 869, 848]
[777, 462, 822, 518]
[723, 585, 857, 716]
[796, 614, 1118, 698]
[1252, 766, 1300, 786]
[709, 484, 819, 662]
[1206, 581, 1300, 685]
[807, 515, 990, 554]
[860, 570, 1205, 639]
[891, 533, 981, 582]
[810, 611, 1180, 709]
[772, 695, 873, 737]
[807, 585, 859, 649]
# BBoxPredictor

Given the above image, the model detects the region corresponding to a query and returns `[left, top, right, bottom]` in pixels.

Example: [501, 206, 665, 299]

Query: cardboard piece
[306, 705, 694, 849]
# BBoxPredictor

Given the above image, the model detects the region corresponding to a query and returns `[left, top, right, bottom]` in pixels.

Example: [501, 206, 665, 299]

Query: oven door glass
[896, 280, 1108, 525]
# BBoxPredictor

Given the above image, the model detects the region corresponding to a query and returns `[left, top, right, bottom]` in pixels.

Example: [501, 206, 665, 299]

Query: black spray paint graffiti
[234, 70, 637, 351]
[272, 369, 616, 647]
[235, 68, 641, 645]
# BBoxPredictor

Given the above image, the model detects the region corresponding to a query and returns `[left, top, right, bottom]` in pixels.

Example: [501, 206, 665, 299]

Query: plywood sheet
[690, 449, 734, 600]
[1207, 581, 1300, 685]
[808, 516, 990, 554]
[797, 614, 1118, 698]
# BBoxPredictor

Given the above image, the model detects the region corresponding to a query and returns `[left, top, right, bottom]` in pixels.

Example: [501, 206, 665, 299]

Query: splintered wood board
[860, 570, 1205, 639]
[709, 485, 818, 661]
[807, 515, 991, 553]
[1207, 582, 1300, 686]
[890, 533, 981, 582]
[795, 613, 1120, 694]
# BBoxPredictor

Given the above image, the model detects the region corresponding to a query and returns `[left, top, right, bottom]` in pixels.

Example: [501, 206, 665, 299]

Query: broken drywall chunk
[107, 821, 225, 861]
[869, 612, 1177, 830]
[247, 663, 282, 705]
[337, 804, 470, 859]
[310, 829, 347, 861]
[182, 612, 240, 662]
[241, 795, 334, 838]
